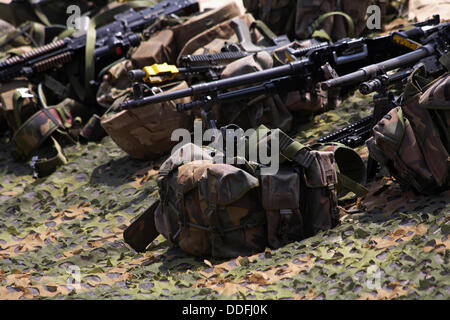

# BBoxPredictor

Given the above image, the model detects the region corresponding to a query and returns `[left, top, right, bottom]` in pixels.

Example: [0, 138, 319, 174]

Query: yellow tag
[392, 34, 422, 51]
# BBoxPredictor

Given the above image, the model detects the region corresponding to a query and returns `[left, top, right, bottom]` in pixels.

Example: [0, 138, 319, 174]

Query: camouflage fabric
[11, 98, 89, 161]
[0, 0, 108, 27]
[96, 3, 243, 109]
[12, 107, 68, 160]
[312, 142, 368, 198]
[366, 71, 450, 194]
[177, 13, 256, 59]
[100, 81, 194, 160]
[124, 123, 341, 258]
[170, 1, 242, 54]
[217, 50, 293, 132]
[0, 80, 39, 132]
[243, 0, 375, 41]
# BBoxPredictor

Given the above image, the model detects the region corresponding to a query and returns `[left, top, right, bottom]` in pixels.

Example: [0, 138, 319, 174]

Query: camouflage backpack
[123, 127, 345, 258]
[366, 68, 450, 195]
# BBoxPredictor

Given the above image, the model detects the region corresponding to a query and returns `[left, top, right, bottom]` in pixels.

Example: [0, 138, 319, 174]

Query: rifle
[316, 67, 415, 147]
[318, 19, 450, 180]
[178, 17, 291, 68]
[125, 16, 292, 87]
[120, 18, 446, 113]
[0, 0, 200, 85]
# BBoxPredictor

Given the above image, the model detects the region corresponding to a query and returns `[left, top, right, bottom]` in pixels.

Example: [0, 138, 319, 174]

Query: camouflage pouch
[299, 150, 339, 237]
[243, 0, 296, 38]
[366, 69, 450, 194]
[130, 29, 176, 69]
[403, 73, 450, 188]
[101, 81, 194, 160]
[154, 143, 267, 258]
[312, 142, 368, 198]
[260, 166, 303, 249]
[177, 13, 256, 59]
[366, 71, 450, 194]
[170, 1, 242, 53]
[124, 130, 341, 257]
[256, 127, 340, 237]
[11, 97, 88, 161]
[366, 107, 439, 194]
[0, 80, 39, 132]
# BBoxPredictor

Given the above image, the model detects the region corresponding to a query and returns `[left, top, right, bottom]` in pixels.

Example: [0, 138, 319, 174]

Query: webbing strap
[336, 171, 368, 197]
[12, 90, 26, 129]
[251, 20, 276, 40]
[84, 0, 155, 99]
[277, 130, 314, 168]
[27, 0, 51, 26]
[33, 136, 68, 177]
[311, 11, 355, 39]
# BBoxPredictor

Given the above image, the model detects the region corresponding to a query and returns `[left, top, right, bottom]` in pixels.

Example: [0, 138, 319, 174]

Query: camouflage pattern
[96, 59, 133, 108]
[300, 150, 339, 237]
[0, 80, 39, 132]
[0, 75, 449, 300]
[406, 73, 450, 187]
[100, 81, 194, 160]
[12, 107, 66, 160]
[367, 70, 450, 194]
[96, 3, 243, 110]
[177, 13, 255, 59]
[312, 142, 367, 197]
[0, 0, 108, 26]
[138, 125, 341, 258]
[243, 0, 375, 41]
[11, 97, 89, 161]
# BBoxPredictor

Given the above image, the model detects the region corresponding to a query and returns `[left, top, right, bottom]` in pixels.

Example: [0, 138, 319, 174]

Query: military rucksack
[123, 126, 364, 257]
[366, 68, 450, 195]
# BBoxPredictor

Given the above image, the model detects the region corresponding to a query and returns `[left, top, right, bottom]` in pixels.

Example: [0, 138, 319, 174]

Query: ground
[0, 89, 448, 300]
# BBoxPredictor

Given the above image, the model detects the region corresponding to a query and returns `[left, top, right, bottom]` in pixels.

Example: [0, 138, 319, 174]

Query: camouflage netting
[0, 90, 448, 300]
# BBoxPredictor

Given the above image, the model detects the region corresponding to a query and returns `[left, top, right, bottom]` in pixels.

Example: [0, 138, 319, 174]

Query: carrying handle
[333, 44, 368, 65]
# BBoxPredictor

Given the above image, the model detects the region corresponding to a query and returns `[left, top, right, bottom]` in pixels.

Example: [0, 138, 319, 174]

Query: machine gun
[317, 67, 415, 147]
[178, 16, 291, 68]
[120, 17, 446, 116]
[126, 16, 292, 89]
[0, 0, 200, 86]
[318, 19, 450, 180]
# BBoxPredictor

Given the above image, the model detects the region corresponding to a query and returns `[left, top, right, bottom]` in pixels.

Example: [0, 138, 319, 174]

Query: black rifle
[178, 17, 291, 68]
[317, 67, 415, 147]
[120, 18, 446, 112]
[0, 0, 199, 84]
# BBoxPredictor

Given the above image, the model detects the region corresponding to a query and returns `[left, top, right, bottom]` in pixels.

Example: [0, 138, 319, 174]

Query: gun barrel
[359, 68, 413, 94]
[121, 59, 309, 109]
[320, 43, 434, 90]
